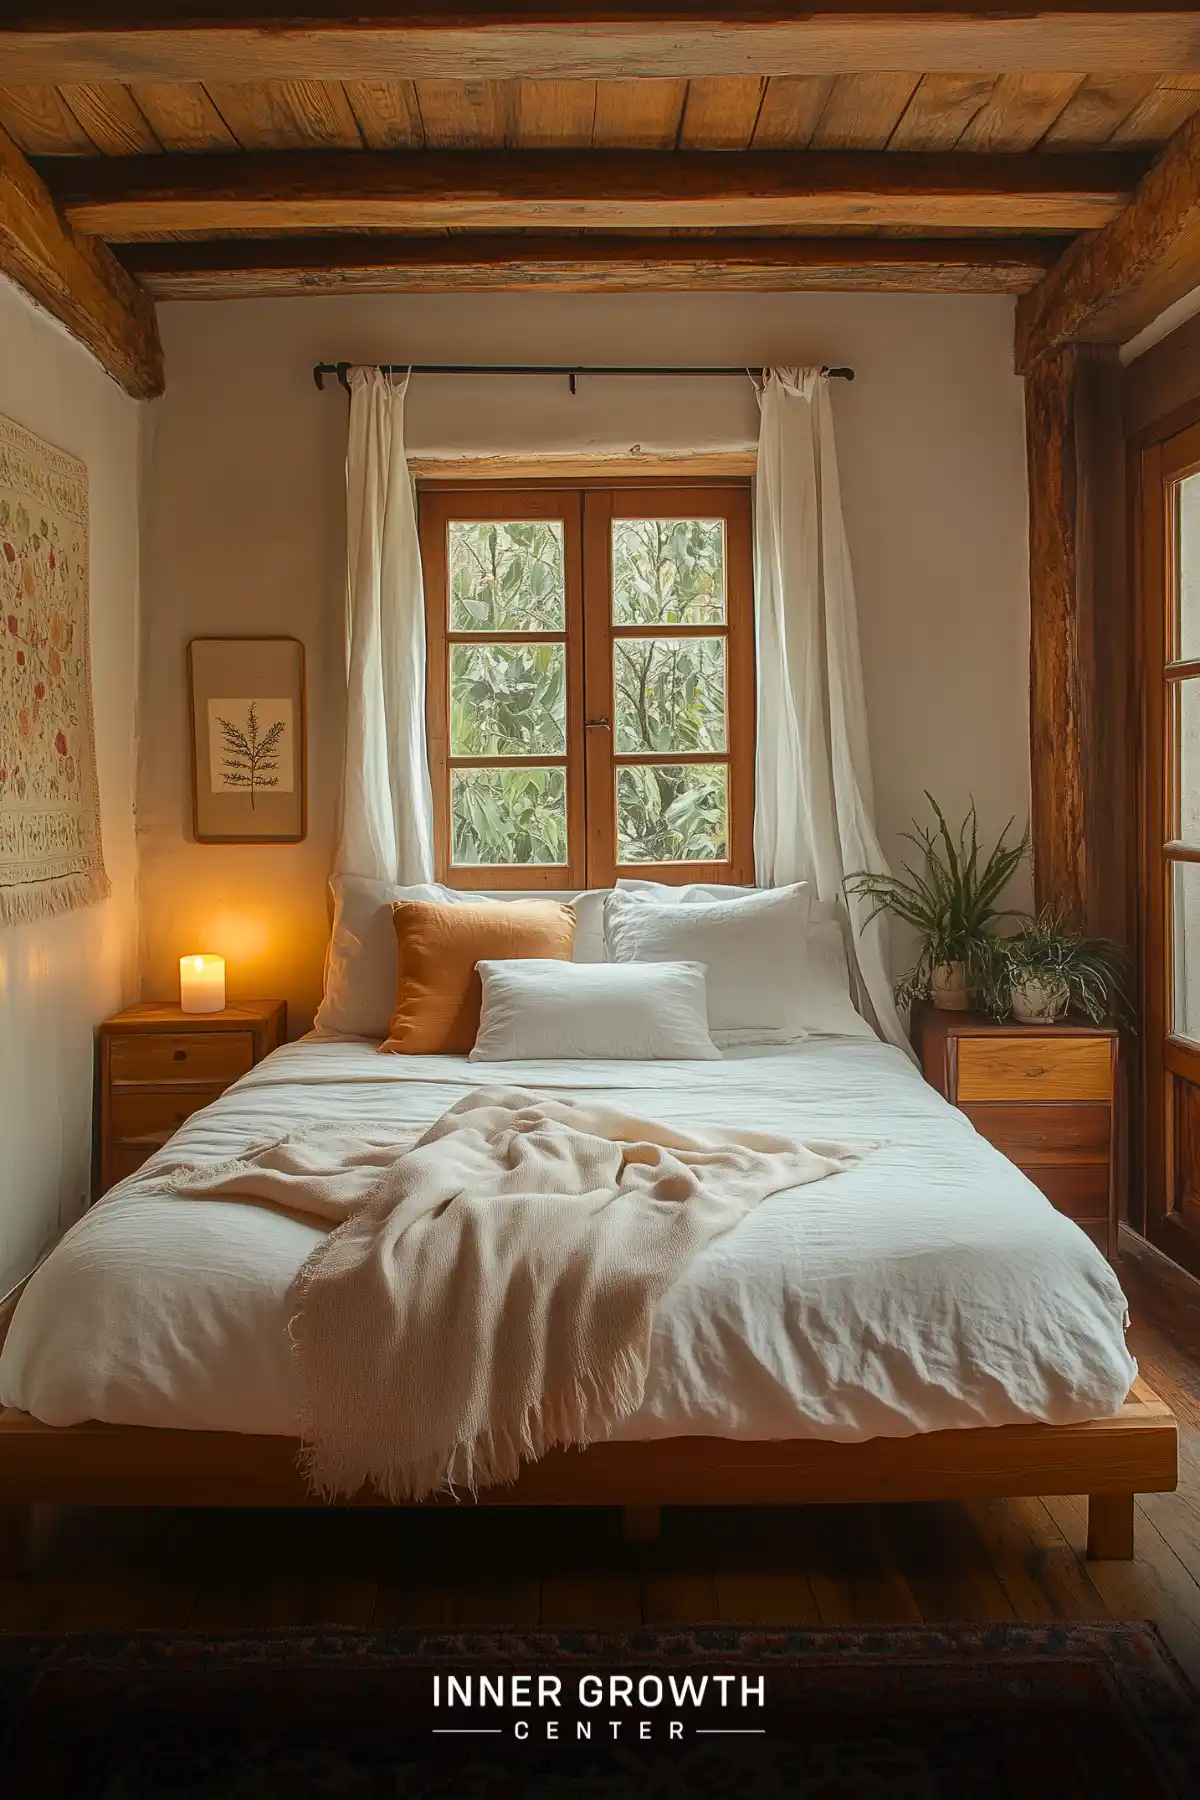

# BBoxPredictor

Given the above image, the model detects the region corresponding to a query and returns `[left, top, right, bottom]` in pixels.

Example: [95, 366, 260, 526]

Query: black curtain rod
[312, 361, 853, 394]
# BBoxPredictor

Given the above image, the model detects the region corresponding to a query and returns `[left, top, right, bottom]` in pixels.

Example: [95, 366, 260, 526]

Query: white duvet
[0, 1036, 1136, 1443]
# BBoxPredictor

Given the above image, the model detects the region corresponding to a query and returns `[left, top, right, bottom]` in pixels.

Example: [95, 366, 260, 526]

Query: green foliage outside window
[451, 766, 568, 867]
[449, 521, 564, 632]
[446, 515, 730, 867]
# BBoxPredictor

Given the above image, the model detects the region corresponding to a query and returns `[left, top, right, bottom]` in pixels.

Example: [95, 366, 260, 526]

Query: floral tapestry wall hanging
[0, 413, 108, 926]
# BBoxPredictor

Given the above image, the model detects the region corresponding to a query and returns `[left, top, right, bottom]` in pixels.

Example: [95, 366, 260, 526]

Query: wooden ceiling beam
[0, 122, 162, 398]
[118, 232, 1067, 299]
[41, 149, 1145, 239]
[1016, 109, 1200, 369]
[5, 7, 1200, 82]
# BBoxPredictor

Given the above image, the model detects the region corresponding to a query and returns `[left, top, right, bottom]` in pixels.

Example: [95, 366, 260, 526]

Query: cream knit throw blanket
[166, 1086, 855, 1502]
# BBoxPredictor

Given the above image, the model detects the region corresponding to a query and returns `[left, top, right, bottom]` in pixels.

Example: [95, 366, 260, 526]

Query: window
[420, 482, 754, 889]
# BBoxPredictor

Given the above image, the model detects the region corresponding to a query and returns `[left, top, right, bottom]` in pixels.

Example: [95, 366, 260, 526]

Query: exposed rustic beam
[42, 150, 1144, 241]
[4, 6, 1200, 82]
[0, 123, 162, 399]
[1024, 343, 1129, 940]
[118, 233, 1066, 299]
[1016, 110, 1200, 371]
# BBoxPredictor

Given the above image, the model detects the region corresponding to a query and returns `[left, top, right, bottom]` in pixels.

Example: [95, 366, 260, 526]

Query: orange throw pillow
[381, 898, 577, 1055]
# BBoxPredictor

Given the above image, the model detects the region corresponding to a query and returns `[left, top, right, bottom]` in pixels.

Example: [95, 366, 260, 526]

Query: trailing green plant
[974, 905, 1130, 1025]
[843, 794, 1028, 1011]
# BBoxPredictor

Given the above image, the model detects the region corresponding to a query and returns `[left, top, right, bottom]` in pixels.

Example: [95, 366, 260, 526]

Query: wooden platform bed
[0, 1378, 1177, 1569]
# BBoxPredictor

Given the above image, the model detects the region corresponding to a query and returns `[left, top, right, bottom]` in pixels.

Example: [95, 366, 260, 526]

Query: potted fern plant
[844, 794, 1027, 1012]
[976, 907, 1128, 1025]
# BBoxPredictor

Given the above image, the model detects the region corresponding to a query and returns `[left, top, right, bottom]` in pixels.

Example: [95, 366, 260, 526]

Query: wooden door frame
[1136, 417, 1200, 1279]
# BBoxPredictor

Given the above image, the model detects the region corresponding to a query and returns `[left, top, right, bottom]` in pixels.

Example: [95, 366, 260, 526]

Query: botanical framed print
[188, 637, 306, 843]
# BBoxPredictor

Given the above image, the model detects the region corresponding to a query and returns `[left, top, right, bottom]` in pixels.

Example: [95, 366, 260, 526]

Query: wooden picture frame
[188, 637, 306, 844]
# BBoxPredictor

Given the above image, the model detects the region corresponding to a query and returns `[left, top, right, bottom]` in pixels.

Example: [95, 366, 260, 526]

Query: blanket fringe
[0, 868, 110, 929]
[287, 1214, 649, 1505]
[294, 1338, 649, 1506]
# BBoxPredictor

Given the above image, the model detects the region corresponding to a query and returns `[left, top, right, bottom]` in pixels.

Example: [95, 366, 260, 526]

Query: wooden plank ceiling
[2, 73, 1197, 160]
[0, 71, 1192, 301]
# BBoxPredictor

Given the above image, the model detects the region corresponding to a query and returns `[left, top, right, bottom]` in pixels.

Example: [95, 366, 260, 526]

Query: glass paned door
[1167, 468, 1200, 1048]
[1141, 422, 1200, 1274]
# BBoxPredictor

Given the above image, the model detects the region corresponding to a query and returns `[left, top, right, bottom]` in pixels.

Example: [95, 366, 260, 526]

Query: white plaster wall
[0, 277, 141, 1293]
[138, 292, 1032, 1031]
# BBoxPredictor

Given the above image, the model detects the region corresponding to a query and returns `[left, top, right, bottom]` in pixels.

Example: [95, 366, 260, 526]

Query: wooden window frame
[419, 476, 755, 892]
[1138, 418, 1200, 1278]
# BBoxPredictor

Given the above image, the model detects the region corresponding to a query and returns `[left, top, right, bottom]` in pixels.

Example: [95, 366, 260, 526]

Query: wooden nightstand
[98, 1000, 286, 1193]
[911, 1002, 1118, 1259]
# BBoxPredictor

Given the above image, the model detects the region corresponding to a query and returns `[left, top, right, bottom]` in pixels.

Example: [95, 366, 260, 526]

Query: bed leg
[622, 1505, 661, 1545]
[0, 1506, 33, 1577]
[1087, 1493, 1135, 1560]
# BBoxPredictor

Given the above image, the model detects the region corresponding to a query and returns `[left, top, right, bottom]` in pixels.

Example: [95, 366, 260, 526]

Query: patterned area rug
[0, 1622, 1196, 1797]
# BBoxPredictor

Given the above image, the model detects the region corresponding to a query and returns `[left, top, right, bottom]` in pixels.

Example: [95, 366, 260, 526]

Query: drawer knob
[172, 1049, 187, 1062]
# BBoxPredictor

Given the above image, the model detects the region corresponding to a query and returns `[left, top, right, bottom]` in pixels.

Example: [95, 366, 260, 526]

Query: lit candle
[180, 953, 225, 1014]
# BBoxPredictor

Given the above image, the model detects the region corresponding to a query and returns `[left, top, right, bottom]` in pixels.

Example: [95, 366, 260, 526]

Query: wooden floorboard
[880, 1499, 1017, 1622]
[1, 1255, 1198, 1657]
[964, 1494, 1111, 1621]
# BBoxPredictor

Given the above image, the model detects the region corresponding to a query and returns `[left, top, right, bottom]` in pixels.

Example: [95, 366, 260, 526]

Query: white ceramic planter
[1010, 975, 1069, 1023]
[931, 961, 970, 1011]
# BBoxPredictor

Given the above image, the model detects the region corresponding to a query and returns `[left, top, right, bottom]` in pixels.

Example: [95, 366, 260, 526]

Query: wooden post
[1087, 1492, 1135, 1559]
[1024, 342, 1130, 945]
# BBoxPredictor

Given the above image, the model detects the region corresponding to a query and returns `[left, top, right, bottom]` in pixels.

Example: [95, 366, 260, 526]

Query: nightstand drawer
[109, 1032, 255, 1086]
[108, 1085, 226, 1141]
[1019, 1162, 1110, 1222]
[961, 1102, 1110, 1164]
[956, 1036, 1111, 1103]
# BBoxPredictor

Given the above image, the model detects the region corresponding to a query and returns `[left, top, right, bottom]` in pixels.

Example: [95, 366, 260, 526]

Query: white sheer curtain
[334, 367, 435, 883]
[753, 367, 911, 1056]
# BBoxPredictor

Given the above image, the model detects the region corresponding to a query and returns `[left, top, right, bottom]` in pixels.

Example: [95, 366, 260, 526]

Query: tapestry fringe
[0, 868, 111, 929]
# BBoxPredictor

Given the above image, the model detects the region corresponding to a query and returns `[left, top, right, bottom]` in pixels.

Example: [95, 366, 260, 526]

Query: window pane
[613, 636, 726, 753]
[1180, 677, 1200, 843]
[616, 763, 728, 864]
[449, 521, 565, 632]
[1173, 860, 1200, 1045]
[611, 519, 725, 624]
[1177, 471, 1200, 661]
[451, 766, 567, 866]
[450, 642, 565, 757]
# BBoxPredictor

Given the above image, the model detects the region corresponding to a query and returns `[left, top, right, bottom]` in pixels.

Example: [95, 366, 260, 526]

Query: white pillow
[605, 883, 814, 1045]
[607, 888, 875, 1042]
[314, 875, 608, 1038]
[790, 919, 878, 1040]
[615, 879, 761, 904]
[470, 959, 720, 1062]
[616, 876, 838, 923]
